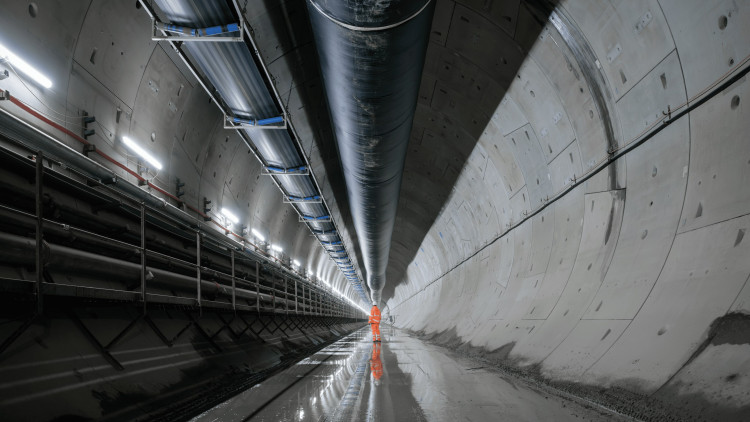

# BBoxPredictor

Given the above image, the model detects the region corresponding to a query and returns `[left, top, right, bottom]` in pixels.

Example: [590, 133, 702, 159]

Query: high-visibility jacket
[371, 342, 382, 380]
[369, 306, 381, 324]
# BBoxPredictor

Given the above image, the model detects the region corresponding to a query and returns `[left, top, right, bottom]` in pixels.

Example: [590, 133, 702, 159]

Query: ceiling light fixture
[293, 259, 300, 267]
[251, 228, 265, 242]
[220, 208, 239, 224]
[0, 43, 52, 88]
[271, 244, 282, 252]
[122, 136, 163, 170]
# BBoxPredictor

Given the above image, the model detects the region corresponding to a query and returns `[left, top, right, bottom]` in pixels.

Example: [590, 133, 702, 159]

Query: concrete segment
[0, 0, 748, 419]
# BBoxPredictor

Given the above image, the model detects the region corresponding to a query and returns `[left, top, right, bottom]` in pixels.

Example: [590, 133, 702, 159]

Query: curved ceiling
[0, 0, 748, 417]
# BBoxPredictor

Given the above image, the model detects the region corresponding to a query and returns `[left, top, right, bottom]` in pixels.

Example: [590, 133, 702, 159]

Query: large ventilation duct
[307, 0, 435, 304]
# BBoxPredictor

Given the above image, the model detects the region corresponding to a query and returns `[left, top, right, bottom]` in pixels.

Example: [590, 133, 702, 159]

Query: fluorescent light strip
[251, 228, 265, 242]
[318, 278, 367, 313]
[293, 259, 300, 267]
[220, 207, 239, 224]
[271, 244, 282, 252]
[0, 43, 52, 88]
[122, 136, 163, 170]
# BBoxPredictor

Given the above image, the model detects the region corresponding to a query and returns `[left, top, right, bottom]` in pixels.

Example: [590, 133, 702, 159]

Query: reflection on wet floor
[192, 326, 621, 421]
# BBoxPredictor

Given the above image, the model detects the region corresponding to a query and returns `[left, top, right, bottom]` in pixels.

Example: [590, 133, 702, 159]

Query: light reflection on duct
[251, 228, 265, 242]
[319, 276, 368, 314]
[220, 207, 239, 224]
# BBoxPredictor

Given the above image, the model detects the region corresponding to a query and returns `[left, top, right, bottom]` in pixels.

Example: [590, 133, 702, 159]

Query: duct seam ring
[308, 0, 433, 32]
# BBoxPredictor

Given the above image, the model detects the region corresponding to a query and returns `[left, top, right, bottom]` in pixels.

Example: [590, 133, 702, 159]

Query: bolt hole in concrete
[731, 95, 740, 110]
[28, 2, 37, 17]
[719, 15, 728, 30]
[135, 0, 142, 9]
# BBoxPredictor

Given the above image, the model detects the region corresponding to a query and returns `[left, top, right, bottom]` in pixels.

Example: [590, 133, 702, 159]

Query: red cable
[3, 90, 248, 239]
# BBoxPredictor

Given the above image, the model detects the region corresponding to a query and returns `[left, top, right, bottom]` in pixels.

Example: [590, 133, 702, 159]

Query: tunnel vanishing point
[0, 0, 748, 421]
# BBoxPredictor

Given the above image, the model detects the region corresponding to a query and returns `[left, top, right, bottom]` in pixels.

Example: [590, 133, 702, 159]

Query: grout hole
[28, 3, 38, 17]
[731, 95, 740, 110]
[718, 15, 728, 30]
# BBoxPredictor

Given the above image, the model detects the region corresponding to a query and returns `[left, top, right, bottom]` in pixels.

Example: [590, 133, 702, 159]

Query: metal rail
[137, 0, 369, 304]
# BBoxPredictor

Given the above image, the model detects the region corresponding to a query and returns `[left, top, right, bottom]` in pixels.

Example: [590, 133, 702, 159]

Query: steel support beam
[140, 202, 147, 314]
[196, 232, 201, 312]
[231, 249, 236, 312]
[255, 261, 260, 313]
[35, 151, 43, 314]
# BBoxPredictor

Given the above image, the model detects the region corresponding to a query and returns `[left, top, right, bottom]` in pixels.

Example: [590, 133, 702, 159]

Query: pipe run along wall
[307, 0, 435, 304]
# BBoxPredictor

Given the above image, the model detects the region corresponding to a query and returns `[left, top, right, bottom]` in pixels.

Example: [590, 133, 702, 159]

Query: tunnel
[0, 0, 748, 421]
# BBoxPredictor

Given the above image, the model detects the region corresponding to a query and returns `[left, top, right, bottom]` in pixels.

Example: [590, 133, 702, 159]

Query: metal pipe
[0, 108, 306, 290]
[196, 232, 201, 309]
[255, 261, 260, 313]
[306, 0, 435, 304]
[0, 232, 281, 304]
[231, 249, 236, 312]
[35, 151, 43, 314]
[272, 275, 277, 311]
[141, 202, 147, 313]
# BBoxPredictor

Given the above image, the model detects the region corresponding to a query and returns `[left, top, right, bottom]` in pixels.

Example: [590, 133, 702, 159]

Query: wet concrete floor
[192, 326, 625, 421]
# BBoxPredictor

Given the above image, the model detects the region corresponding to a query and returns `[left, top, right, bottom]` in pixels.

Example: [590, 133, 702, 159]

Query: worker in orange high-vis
[369, 304, 381, 342]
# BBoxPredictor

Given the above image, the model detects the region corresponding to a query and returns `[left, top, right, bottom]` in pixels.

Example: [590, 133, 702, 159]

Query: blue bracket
[225, 114, 286, 129]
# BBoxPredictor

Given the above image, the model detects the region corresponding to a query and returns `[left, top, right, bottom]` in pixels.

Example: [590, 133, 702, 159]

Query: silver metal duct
[306, 0, 435, 304]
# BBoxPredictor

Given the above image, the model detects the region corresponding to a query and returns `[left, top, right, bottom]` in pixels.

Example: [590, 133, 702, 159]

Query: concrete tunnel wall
[386, 0, 750, 416]
[0, 0, 748, 419]
[0, 0, 363, 298]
